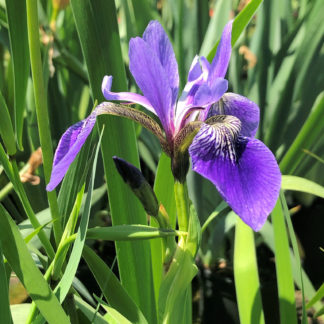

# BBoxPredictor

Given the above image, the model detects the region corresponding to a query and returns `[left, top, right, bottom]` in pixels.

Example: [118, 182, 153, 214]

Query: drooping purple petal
[193, 78, 228, 108]
[46, 113, 97, 191]
[102, 76, 156, 115]
[207, 93, 260, 137]
[189, 123, 281, 231]
[129, 36, 174, 139]
[208, 20, 233, 83]
[143, 21, 179, 106]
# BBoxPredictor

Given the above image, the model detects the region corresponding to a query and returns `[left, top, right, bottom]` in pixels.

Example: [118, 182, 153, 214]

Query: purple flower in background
[47, 20, 281, 231]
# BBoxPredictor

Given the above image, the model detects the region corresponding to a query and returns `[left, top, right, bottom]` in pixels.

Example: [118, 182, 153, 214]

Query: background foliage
[0, 0, 323, 323]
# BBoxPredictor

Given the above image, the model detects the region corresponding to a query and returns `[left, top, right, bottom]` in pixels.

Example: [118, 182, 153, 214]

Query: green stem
[174, 181, 190, 248]
[26, 0, 62, 244]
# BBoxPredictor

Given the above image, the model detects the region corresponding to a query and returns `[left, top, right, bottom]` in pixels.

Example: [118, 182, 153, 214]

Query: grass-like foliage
[0, 0, 323, 323]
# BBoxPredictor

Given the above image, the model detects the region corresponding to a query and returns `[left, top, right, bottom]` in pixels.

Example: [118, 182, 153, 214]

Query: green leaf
[5, 0, 29, 150]
[54, 128, 103, 303]
[0, 205, 70, 323]
[0, 240, 12, 324]
[70, 1, 156, 321]
[199, 0, 231, 56]
[74, 296, 108, 324]
[271, 199, 298, 324]
[306, 283, 324, 309]
[0, 90, 16, 155]
[281, 175, 324, 198]
[280, 192, 307, 324]
[103, 305, 133, 324]
[280, 92, 324, 174]
[82, 245, 148, 324]
[87, 225, 179, 241]
[131, 0, 158, 35]
[234, 218, 265, 324]
[201, 201, 228, 233]
[10, 304, 31, 324]
[206, 0, 263, 62]
[158, 247, 197, 324]
[260, 221, 322, 315]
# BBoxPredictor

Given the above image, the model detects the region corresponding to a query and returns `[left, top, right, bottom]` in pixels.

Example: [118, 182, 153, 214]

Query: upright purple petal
[129, 37, 174, 139]
[193, 78, 228, 107]
[175, 56, 211, 131]
[143, 21, 179, 106]
[46, 113, 97, 191]
[187, 55, 203, 82]
[189, 123, 281, 231]
[208, 20, 233, 83]
[207, 93, 260, 137]
[102, 76, 156, 115]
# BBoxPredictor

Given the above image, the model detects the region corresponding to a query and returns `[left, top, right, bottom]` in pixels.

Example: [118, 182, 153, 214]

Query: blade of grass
[131, 0, 158, 35]
[74, 295, 108, 324]
[260, 220, 322, 315]
[280, 191, 307, 324]
[0, 240, 12, 324]
[271, 199, 298, 324]
[5, 0, 29, 150]
[199, 0, 231, 56]
[0, 143, 55, 259]
[54, 128, 103, 303]
[0, 204, 70, 323]
[82, 245, 148, 324]
[281, 175, 324, 197]
[206, 0, 263, 62]
[69, 1, 156, 321]
[103, 305, 133, 324]
[306, 283, 324, 309]
[234, 218, 265, 324]
[26, 0, 62, 244]
[279, 92, 324, 174]
[0, 90, 16, 155]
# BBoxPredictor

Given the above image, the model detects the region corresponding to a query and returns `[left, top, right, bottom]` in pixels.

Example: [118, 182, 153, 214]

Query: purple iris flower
[47, 20, 281, 231]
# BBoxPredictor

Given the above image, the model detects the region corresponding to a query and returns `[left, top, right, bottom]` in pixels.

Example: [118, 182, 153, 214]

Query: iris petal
[187, 55, 203, 82]
[193, 78, 228, 107]
[102, 76, 156, 115]
[129, 36, 174, 139]
[143, 20, 179, 106]
[189, 122, 281, 231]
[207, 93, 260, 137]
[46, 113, 97, 191]
[208, 20, 233, 82]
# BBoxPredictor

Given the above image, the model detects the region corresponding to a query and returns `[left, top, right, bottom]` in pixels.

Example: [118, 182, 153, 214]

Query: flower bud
[113, 156, 159, 217]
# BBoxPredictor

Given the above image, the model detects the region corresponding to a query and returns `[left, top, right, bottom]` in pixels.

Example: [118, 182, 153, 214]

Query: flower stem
[26, 0, 62, 245]
[174, 181, 190, 240]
